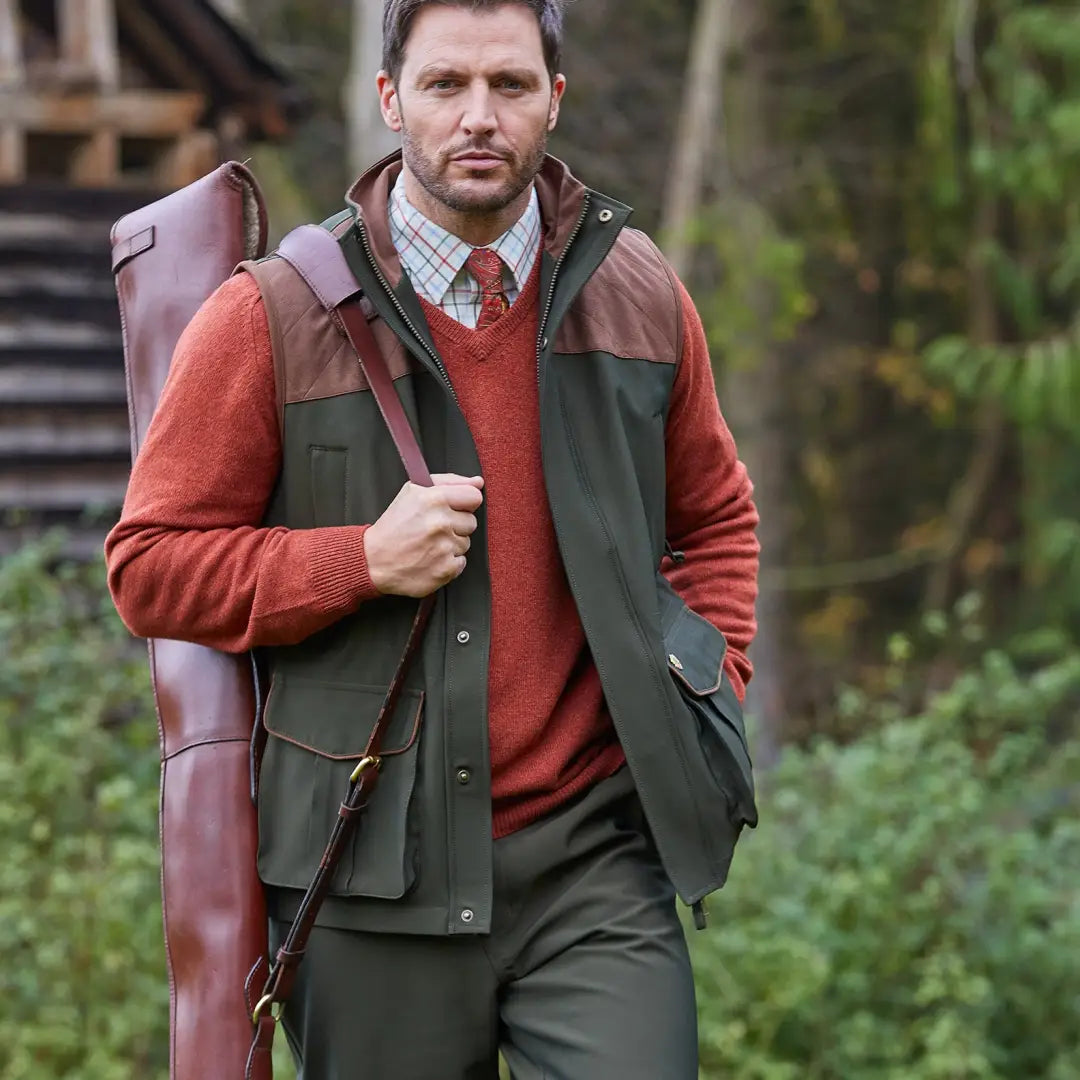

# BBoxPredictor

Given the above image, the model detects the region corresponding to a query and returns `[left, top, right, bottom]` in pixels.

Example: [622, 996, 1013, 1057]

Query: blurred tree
[346, 0, 398, 174]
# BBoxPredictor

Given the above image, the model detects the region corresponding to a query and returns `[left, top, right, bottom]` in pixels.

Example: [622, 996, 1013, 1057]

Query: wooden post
[58, 0, 120, 90]
[70, 129, 119, 185]
[0, 0, 25, 182]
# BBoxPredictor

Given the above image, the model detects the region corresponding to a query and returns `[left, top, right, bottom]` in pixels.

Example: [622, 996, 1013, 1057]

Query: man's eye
[500, 80, 524, 92]
[431, 79, 456, 91]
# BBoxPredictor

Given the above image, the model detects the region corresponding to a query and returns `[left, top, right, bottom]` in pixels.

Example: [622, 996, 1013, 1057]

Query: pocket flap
[664, 605, 728, 698]
[263, 676, 423, 760]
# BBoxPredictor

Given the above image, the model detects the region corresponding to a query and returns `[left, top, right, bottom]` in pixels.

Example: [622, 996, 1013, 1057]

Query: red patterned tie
[466, 247, 510, 329]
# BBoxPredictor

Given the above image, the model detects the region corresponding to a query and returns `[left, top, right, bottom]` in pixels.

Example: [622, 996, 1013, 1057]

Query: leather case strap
[246, 223, 438, 1077]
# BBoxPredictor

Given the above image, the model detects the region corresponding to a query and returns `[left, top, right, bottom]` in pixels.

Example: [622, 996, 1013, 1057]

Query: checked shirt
[388, 172, 542, 330]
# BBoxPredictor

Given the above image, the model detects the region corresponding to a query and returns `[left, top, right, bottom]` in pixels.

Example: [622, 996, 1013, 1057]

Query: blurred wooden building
[0, 0, 304, 555]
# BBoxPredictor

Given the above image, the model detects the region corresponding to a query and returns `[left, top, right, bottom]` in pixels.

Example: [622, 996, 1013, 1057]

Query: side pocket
[663, 603, 758, 830]
[257, 675, 423, 900]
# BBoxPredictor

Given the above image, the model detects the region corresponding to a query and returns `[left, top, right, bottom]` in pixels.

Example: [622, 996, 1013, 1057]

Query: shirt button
[460, 908, 475, 924]
[457, 769, 471, 786]
[457, 630, 471, 645]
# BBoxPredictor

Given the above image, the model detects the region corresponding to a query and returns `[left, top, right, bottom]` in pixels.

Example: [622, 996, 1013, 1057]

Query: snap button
[598, 209, 614, 223]
[457, 630, 471, 645]
[668, 654, 684, 671]
[460, 908, 475, 924]
[457, 769, 471, 786]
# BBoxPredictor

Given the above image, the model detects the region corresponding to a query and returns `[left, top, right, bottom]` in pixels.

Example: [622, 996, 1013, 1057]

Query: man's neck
[401, 166, 532, 247]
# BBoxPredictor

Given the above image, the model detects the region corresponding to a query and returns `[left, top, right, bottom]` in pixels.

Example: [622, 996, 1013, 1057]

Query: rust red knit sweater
[106, 260, 759, 838]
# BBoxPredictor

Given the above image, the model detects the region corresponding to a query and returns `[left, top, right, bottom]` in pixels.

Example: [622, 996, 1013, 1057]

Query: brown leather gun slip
[112, 171, 437, 1078]
[111, 162, 273, 1080]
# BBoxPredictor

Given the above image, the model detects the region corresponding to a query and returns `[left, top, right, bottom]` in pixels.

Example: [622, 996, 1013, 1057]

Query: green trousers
[269, 767, 698, 1079]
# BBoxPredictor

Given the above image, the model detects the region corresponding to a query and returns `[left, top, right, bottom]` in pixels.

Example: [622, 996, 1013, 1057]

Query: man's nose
[460, 84, 497, 137]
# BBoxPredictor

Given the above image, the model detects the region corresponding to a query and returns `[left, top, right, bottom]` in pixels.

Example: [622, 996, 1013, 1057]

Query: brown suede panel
[241, 255, 417, 418]
[555, 228, 682, 366]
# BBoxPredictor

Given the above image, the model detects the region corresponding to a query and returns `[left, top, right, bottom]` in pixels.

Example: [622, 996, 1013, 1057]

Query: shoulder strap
[246, 223, 437, 1078]
[278, 224, 432, 487]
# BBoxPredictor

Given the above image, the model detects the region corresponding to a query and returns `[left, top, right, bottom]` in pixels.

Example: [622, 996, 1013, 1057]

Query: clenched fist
[363, 474, 485, 597]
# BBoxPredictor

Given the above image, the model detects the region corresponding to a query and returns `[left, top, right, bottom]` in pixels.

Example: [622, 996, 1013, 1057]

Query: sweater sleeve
[104, 272, 379, 653]
[663, 278, 760, 701]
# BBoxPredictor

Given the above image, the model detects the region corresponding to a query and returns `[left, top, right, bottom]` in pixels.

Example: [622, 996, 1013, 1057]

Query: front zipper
[354, 214, 461, 410]
[536, 193, 591, 377]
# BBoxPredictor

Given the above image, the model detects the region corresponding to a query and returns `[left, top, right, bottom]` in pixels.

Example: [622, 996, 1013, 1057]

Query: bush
[2, 540, 1077, 1079]
[694, 650, 1080, 1080]
[0, 540, 166, 1079]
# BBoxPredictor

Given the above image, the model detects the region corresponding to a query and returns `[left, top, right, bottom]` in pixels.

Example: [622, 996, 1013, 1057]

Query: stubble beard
[401, 125, 549, 216]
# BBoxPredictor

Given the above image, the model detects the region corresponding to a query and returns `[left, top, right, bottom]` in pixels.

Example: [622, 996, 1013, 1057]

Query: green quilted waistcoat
[243, 154, 755, 936]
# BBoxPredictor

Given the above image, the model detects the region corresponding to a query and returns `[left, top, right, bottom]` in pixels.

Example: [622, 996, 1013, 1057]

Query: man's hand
[363, 474, 485, 597]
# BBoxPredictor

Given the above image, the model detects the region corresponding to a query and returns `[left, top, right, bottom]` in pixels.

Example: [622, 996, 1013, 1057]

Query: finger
[430, 473, 484, 489]
[447, 510, 478, 537]
[455, 534, 472, 556]
[438, 484, 485, 513]
[449, 555, 468, 581]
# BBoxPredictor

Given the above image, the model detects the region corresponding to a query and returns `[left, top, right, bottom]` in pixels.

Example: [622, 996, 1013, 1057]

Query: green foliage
[0, 539, 165, 1080]
[3, 546, 1079, 1078]
[694, 648, 1080, 1079]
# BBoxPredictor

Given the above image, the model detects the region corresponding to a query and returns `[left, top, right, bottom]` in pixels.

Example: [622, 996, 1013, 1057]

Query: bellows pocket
[663, 601, 758, 829]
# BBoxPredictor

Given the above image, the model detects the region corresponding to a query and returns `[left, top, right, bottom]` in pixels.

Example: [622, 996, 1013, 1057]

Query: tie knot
[466, 247, 505, 293]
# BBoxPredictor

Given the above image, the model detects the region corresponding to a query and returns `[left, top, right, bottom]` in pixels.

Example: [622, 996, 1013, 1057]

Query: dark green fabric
[269, 768, 698, 1080]
[256, 176, 756, 937]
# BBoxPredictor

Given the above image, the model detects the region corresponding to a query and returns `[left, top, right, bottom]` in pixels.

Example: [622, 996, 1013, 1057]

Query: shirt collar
[388, 172, 541, 306]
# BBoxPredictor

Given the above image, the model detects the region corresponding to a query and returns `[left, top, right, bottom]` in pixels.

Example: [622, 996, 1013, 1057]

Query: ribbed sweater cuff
[305, 526, 379, 615]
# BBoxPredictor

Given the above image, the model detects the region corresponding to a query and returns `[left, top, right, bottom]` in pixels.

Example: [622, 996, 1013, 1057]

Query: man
[106, 0, 759, 1076]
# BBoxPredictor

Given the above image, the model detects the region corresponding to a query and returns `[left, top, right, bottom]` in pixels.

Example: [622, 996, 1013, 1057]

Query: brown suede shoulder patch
[242, 254, 416, 418]
[555, 228, 683, 366]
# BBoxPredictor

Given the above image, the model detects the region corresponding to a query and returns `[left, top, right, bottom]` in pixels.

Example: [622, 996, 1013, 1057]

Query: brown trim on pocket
[264, 689, 424, 760]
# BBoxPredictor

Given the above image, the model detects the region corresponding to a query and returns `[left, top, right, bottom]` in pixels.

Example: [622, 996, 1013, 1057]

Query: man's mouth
[452, 152, 507, 171]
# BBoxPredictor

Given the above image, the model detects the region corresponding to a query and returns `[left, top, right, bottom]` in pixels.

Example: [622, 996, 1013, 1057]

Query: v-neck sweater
[418, 255, 627, 837]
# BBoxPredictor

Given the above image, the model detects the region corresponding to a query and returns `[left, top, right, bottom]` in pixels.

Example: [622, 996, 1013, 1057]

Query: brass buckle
[349, 755, 382, 783]
[252, 993, 283, 1025]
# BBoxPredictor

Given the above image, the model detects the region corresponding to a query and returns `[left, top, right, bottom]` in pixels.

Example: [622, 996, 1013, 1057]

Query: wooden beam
[70, 129, 120, 185]
[0, 0, 23, 87]
[154, 129, 218, 188]
[58, 0, 120, 91]
[0, 89, 206, 137]
[0, 126, 24, 183]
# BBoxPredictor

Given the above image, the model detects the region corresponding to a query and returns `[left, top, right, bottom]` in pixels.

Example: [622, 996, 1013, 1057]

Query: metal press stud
[598, 209, 614, 223]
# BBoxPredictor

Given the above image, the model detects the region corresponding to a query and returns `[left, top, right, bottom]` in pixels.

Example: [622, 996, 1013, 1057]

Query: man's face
[378, 4, 566, 216]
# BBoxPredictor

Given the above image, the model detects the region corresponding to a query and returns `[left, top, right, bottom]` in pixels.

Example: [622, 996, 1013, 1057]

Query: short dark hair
[382, 0, 565, 82]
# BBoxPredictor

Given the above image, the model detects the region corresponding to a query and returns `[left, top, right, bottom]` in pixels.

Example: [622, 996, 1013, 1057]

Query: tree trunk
[659, 0, 734, 279]
[345, 0, 399, 177]
[660, 0, 791, 764]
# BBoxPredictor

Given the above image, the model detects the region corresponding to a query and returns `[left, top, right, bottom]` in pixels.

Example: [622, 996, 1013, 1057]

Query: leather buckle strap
[246, 222, 439, 1069]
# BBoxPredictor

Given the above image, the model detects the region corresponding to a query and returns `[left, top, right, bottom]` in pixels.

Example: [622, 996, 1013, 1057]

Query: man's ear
[548, 74, 567, 132]
[377, 71, 403, 132]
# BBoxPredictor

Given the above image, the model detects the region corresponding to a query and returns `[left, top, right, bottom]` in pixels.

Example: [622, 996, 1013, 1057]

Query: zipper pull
[692, 899, 709, 931]
[665, 540, 686, 565]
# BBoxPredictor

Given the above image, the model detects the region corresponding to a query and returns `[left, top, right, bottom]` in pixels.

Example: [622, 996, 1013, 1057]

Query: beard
[400, 124, 549, 215]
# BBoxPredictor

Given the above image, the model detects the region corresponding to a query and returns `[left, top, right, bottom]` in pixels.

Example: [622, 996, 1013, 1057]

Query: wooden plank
[58, 0, 120, 91]
[0, 368, 127, 405]
[0, 465, 129, 510]
[0, 90, 207, 137]
[0, 415, 130, 457]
